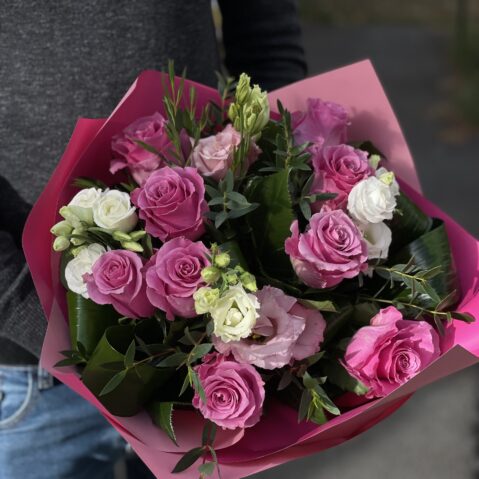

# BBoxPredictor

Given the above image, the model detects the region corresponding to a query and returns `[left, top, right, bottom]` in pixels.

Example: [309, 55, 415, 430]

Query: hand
[0, 174, 32, 248]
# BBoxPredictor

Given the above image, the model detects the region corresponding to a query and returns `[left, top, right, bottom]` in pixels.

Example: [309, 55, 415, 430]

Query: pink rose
[85, 250, 153, 319]
[285, 210, 368, 288]
[110, 112, 173, 185]
[311, 144, 373, 211]
[191, 124, 261, 181]
[214, 286, 326, 369]
[292, 98, 349, 149]
[145, 237, 209, 320]
[343, 306, 441, 398]
[193, 353, 265, 430]
[131, 166, 208, 242]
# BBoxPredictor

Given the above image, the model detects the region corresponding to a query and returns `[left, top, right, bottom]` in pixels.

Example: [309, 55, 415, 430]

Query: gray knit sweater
[0, 0, 306, 364]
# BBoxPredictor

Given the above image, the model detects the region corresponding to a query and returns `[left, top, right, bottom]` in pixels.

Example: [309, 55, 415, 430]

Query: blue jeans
[0, 365, 126, 479]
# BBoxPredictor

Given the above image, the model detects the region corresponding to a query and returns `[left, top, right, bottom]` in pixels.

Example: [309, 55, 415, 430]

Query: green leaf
[202, 420, 217, 447]
[82, 325, 173, 416]
[67, 291, 120, 357]
[389, 221, 458, 310]
[99, 369, 127, 396]
[190, 368, 206, 404]
[245, 169, 295, 278]
[189, 344, 213, 364]
[322, 359, 369, 396]
[298, 299, 337, 313]
[124, 340, 136, 368]
[149, 402, 178, 446]
[298, 389, 312, 422]
[172, 447, 205, 473]
[157, 352, 188, 368]
[389, 193, 433, 252]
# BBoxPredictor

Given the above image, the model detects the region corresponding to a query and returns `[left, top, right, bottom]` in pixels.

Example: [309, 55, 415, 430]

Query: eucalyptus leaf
[172, 447, 205, 473]
[149, 402, 178, 446]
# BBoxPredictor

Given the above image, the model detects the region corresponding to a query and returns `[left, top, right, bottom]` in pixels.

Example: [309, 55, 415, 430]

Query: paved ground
[253, 24, 479, 479]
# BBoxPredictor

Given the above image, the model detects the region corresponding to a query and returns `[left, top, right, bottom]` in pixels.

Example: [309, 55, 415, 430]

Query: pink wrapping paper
[23, 60, 479, 478]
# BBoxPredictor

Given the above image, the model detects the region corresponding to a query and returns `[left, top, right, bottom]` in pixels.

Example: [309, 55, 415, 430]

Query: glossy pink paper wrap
[23, 61, 479, 478]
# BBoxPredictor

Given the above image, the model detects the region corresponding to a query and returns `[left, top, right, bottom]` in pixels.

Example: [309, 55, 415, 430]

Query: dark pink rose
[343, 306, 441, 398]
[110, 112, 173, 185]
[214, 286, 326, 369]
[193, 353, 265, 430]
[311, 144, 373, 211]
[292, 98, 350, 149]
[285, 210, 368, 288]
[131, 166, 208, 242]
[145, 237, 209, 320]
[85, 250, 153, 318]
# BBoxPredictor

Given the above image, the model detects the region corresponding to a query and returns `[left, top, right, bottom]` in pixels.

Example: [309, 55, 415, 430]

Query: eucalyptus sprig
[204, 170, 259, 229]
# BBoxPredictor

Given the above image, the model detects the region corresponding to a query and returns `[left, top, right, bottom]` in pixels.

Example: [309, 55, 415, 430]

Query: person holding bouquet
[0, 1, 306, 478]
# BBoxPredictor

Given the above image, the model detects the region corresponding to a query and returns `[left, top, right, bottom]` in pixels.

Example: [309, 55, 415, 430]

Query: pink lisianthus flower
[131, 166, 208, 242]
[285, 210, 368, 289]
[214, 286, 326, 369]
[292, 98, 350, 150]
[193, 353, 265, 430]
[145, 237, 209, 320]
[85, 250, 153, 318]
[310, 144, 373, 211]
[110, 112, 173, 185]
[343, 306, 441, 398]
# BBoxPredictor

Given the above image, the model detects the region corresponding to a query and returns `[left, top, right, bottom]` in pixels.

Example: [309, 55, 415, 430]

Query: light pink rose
[285, 210, 368, 289]
[214, 286, 326, 369]
[311, 144, 373, 211]
[85, 250, 154, 319]
[343, 306, 441, 398]
[292, 98, 350, 149]
[110, 112, 173, 185]
[191, 124, 261, 181]
[145, 237, 209, 320]
[131, 166, 208, 242]
[193, 353, 265, 430]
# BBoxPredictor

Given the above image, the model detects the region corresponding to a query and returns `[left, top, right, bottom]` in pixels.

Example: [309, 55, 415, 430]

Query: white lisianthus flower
[93, 190, 137, 232]
[64, 243, 106, 298]
[360, 221, 392, 260]
[211, 284, 260, 342]
[68, 188, 102, 224]
[194, 287, 220, 314]
[347, 171, 400, 224]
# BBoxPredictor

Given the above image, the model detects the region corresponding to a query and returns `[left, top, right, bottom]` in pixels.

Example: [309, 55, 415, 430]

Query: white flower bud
[53, 236, 70, 252]
[193, 287, 220, 314]
[360, 221, 392, 260]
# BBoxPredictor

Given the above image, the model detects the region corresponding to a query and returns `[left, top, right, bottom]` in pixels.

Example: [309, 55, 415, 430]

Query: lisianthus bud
[120, 240, 144, 253]
[53, 236, 70, 252]
[214, 252, 231, 268]
[369, 154, 381, 170]
[194, 287, 220, 314]
[201, 266, 221, 284]
[229, 74, 270, 137]
[59, 206, 82, 229]
[50, 220, 73, 237]
[378, 170, 395, 186]
[129, 230, 147, 241]
[112, 230, 132, 242]
[240, 272, 257, 292]
[236, 73, 252, 105]
[225, 271, 238, 285]
[70, 227, 86, 246]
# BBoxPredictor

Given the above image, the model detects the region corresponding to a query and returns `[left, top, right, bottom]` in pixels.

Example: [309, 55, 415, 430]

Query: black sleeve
[218, 0, 307, 91]
[0, 231, 46, 357]
[0, 176, 45, 358]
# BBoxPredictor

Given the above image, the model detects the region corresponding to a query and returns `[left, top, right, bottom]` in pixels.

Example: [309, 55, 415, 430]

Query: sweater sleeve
[218, 0, 307, 91]
[0, 231, 46, 358]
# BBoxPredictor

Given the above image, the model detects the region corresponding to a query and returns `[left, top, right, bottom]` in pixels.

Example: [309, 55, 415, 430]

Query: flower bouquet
[24, 60, 479, 478]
